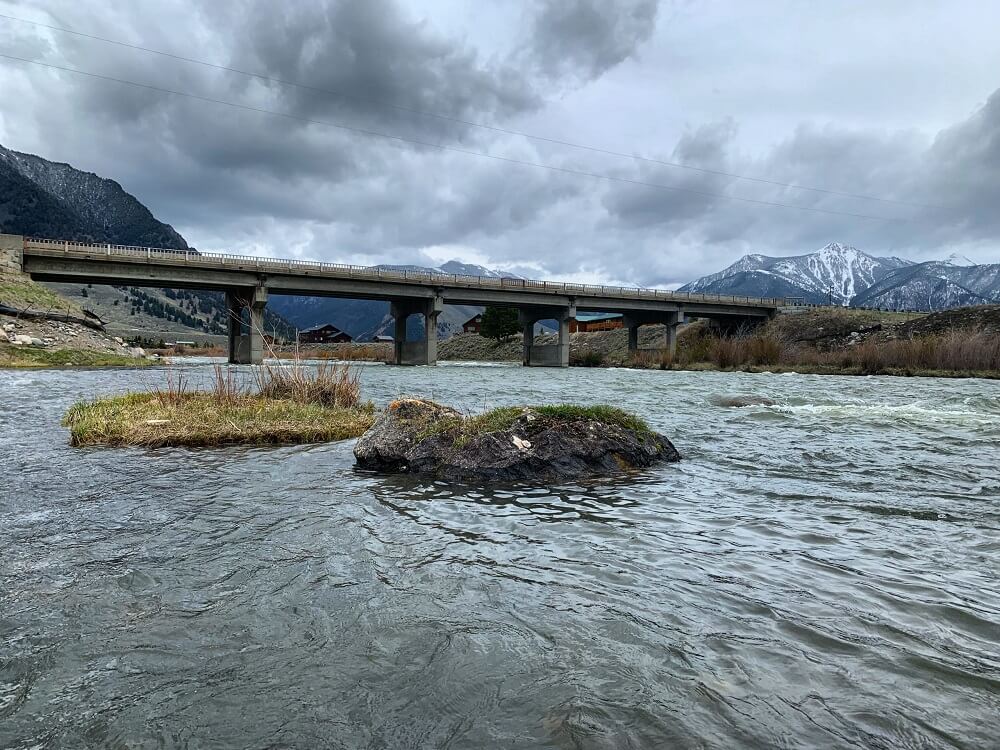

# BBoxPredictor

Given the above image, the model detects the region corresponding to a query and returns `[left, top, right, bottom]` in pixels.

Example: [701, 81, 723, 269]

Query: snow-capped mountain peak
[437, 260, 522, 279]
[681, 243, 911, 305]
[943, 252, 977, 267]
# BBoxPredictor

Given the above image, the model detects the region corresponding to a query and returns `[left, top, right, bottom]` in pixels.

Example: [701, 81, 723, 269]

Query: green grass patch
[63, 392, 376, 447]
[0, 272, 80, 312]
[451, 404, 651, 447]
[0, 343, 150, 369]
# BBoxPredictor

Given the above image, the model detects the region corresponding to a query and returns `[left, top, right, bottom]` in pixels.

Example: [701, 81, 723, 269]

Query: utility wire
[0, 52, 911, 223]
[0, 11, 929, 209]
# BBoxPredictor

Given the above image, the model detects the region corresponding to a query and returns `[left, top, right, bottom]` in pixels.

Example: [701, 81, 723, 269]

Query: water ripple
[1, 363, 998, 748]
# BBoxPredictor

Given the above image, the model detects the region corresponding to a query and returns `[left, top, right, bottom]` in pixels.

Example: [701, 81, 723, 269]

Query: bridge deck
[21, 237, 783, 313]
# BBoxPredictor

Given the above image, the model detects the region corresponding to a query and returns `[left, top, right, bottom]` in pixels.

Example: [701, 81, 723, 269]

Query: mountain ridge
[0, 143, 294, 339]
[680, 243, 913, 305]
[681, 243, 999, 311]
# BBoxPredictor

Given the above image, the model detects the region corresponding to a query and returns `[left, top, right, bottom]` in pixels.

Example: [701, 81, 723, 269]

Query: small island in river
[63, 363, 680, 483]
[63, 362, 375, 448]
[354, 398, 680, 482]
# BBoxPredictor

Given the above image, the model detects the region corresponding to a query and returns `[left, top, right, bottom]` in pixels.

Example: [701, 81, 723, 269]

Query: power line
[0, 52, 912, 224]
[0, 11, 929, 209]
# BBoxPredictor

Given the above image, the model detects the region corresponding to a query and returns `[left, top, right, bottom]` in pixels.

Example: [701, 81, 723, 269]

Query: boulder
[354, 398, 680, 482]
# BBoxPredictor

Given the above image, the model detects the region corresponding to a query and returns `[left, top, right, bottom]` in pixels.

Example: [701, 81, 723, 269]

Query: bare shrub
[152, 369, 189, 407]
[255, 361, 361, 408]
[747, 335, 783, 366]
[210, 364, 246, 406]
[710, 337, 746, 369]
[810, 331, 1000, 373]
[571, 348, 607, 367]
[628, 350, 674, 370]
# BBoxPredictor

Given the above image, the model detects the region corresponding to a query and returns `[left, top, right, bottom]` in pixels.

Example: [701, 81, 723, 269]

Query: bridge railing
[23, 237, 785, 308]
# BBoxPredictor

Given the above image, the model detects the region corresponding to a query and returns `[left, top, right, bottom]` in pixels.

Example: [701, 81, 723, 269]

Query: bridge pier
[0, 234, 24, 272]
[226, 286, 267, 365]
[624, 310, 684, 358]
[390, 296, 442, 365]
[519, 303, 575, 367]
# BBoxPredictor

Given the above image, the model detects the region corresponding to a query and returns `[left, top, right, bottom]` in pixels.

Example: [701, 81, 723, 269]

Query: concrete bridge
[2, 234, 783, 366]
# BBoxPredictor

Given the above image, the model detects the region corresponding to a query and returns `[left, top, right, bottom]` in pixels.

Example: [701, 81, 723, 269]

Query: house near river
[298, 324, 353, 344]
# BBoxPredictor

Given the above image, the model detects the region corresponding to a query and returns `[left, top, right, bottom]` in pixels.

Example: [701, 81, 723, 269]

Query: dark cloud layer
[526, 0, 660, 81]
[0, 0, 997, 286]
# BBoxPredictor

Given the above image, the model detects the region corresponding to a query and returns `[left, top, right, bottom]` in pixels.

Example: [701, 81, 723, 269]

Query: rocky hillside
[0, 143, 292, 340]
[1, 144, 188, 249]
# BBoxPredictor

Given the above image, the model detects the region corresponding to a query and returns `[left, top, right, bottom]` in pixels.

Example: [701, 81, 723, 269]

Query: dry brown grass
[66, 360, 372, 447]
[253, 361, 361, 408]
[628, 350, 674, 370]
[803, 331, 1000, 374]
[63, 392, 375, 447]
[619, 321, 1000, 378]
[691, 329, 1000, 376]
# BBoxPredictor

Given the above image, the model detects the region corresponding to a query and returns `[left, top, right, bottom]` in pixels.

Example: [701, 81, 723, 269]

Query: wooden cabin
[462, 314, 483, 333]
[298, 324, 353, 344]
[569, 313, 624, 333]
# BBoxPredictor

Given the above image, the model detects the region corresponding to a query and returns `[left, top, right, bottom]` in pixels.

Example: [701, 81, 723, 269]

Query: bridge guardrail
[22, 237, 785, 309]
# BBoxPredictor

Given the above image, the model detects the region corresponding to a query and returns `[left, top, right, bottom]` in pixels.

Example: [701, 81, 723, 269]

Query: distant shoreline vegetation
[437, 305, 1000, 380]
[0, 343, 152, 369]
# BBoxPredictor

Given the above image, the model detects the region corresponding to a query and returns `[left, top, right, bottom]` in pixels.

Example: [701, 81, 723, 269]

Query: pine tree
[479, 306, 519, 341]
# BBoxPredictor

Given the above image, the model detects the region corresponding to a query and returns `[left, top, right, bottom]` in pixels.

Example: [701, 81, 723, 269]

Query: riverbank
[439, 306, 1000, 379]
[0, 343, 152, 368]
[1, 270, 151, 368]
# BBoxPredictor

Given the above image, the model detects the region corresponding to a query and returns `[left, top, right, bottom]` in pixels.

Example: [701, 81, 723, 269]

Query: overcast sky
[1, 0, 999, 286]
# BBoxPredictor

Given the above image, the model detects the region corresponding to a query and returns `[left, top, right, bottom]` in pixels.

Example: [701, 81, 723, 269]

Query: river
[1, 361, 998, 749]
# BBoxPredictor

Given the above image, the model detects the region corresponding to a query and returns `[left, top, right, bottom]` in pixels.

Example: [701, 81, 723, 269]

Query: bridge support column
[519, 303, 575, 367]
[624, 311, 684, 358]
[390, 296, 442, 365]
[0, 234, 24, 272]
[226, 286, 267, 365]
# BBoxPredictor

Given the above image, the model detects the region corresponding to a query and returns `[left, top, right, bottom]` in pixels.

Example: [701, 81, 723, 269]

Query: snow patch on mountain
[681, 243, 911, 304]
[943, 252, 977, 267]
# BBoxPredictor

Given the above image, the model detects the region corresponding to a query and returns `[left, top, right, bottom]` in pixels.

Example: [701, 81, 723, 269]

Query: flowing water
[1, 361, 999, 749]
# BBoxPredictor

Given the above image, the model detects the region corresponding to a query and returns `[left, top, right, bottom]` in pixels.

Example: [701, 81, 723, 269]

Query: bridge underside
[16, 238, 777, 367]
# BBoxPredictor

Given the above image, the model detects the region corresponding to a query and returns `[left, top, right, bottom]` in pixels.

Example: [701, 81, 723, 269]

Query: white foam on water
[764, 401, 1000, 427]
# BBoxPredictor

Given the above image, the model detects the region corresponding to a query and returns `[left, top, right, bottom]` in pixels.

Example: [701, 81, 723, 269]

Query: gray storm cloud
[525, 0, 660, 81]
[0, 0, 997, 286]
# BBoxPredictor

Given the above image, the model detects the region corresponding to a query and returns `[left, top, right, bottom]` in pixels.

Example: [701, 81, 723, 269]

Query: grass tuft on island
[64, 362, 375, 448]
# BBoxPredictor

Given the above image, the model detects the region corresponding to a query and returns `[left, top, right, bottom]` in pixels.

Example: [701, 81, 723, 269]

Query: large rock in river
[354, 398, 680, 482]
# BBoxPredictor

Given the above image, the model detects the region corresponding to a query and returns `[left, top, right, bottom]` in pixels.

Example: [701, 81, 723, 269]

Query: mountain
[269, 263, 523, 341]
[850, 261, 1000, 311]
[682, 242, 1000, 312]
[0, 143, 293, 339]
[1, 144, 189, 249]
[680, 243, 913, 305]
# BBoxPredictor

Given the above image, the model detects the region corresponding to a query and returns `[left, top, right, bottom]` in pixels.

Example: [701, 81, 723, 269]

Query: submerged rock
[712, 395, 777, 408]
[354, 398, 680, 482]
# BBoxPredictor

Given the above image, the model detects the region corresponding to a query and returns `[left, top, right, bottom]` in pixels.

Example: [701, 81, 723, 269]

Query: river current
[1, 361, 998, 749]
